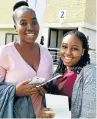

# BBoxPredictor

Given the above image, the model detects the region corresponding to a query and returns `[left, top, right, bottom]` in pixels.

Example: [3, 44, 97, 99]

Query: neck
[17, 40, 36, 50]
[66, 66, 72, 71]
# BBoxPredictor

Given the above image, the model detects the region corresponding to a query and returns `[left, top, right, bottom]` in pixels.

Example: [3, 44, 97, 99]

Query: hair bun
[13, 1, 29, 11]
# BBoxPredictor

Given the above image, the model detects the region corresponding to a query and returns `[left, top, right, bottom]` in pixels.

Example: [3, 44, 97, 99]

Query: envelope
[45, 94, 71, 118]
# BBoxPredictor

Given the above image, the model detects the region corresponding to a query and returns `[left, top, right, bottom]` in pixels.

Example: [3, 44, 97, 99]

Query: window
[5, 33, 19, 45]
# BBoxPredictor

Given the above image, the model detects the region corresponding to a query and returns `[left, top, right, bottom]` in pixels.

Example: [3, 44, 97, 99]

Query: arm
[0, 48, 7, 82]
[80, 65, 96, 118]
[42, 75, 60, 95]
[0, 66, 6, 82]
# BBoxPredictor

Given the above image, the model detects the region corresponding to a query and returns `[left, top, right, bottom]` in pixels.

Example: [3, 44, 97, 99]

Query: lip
[65, 57, 73, 60]
[62, 56, 73, 63]
[25, 32, 35, 35]
[26, 33, 34, 36]
[25, 32, 36, 38]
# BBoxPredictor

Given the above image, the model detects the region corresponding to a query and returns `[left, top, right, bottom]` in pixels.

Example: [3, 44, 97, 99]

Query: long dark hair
[55, 30, 90, 74]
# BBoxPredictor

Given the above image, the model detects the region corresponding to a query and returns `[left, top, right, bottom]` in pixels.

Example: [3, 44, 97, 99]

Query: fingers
[16, 81, 37, 96]
[37, 86, 47, 96]
[16, 80, 46, 96]
[30, 87, 38, 95]
[39, 108, 55, 118]
[30, 85, 46, 96]
[20, 80, 30, 85]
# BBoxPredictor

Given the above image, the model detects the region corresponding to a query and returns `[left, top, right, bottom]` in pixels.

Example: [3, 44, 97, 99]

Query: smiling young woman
[0, 1, 54, 118]
[44, 31, 96, 118]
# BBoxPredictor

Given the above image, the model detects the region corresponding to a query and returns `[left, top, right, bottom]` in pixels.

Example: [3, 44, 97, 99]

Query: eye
[72, 47, 79, 51]
[20, 22, 27, 26]
[32, 20, 38, 25]
[61, 45, 68, 49]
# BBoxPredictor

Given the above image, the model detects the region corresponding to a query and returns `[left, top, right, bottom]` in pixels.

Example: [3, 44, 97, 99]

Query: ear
[82, 49, 85, 56]
[14, 24, 16, 29]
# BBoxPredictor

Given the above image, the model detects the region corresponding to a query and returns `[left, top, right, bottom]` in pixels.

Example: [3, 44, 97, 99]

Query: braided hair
[55, 30, 90, 74]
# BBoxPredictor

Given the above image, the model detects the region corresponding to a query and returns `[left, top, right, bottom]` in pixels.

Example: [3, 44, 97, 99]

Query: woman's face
[60, 34, 84, 70]
[15, 8, 39, 44]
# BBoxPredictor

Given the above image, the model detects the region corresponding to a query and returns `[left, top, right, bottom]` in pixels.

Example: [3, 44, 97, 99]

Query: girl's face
[15, 8, 39, 44]
[60, 34, 85, 70]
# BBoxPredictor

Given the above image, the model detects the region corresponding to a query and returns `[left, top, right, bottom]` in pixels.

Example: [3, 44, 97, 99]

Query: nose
[66, 48, 72, 55]
[27, 23, 33, 30]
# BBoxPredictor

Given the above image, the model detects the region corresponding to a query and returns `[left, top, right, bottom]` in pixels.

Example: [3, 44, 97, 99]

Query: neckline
[12, 42, 42, 73]
[63, 70, 75, 78]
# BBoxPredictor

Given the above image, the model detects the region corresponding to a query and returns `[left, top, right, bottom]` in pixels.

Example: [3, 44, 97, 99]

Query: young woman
[0, 1, 54, 118]
[45, 31, 96, 118]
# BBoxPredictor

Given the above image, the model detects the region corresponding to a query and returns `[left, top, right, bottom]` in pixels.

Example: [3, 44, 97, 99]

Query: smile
[65, 57, 72, 60]
[25, 32, 35, 36]
[64, 57, 73, 62]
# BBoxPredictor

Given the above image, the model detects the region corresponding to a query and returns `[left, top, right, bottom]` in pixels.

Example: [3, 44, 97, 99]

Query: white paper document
[29, 76, 46, 85]
[36, 74, 62, 87]
[45, 94, 71, 119]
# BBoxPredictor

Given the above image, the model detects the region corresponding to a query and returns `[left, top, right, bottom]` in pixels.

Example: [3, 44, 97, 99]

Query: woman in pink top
[0, 1, 54, 118]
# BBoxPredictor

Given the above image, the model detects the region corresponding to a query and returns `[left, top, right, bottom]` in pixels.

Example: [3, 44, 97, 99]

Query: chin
[63, 62, 72, 66]
[28, 41, 36, 44]
[27, 38, 36, 43]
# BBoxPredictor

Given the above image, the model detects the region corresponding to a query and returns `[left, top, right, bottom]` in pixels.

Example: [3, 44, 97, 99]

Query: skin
[60, 34, 85, 71]
[38, 108, 55, 118]
[14, 8, 41, 96]
[14, 7, 55, 118]
[15, 8, 39, 44]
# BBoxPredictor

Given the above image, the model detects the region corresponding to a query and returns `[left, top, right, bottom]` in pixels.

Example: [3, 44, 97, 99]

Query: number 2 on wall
[60, 11, 64, 18]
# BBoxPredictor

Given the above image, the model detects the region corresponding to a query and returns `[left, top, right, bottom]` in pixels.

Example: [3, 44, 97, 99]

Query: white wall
[41, 27, 49, 47]
[78, 27, 96, 50]
[0, 31, 5, 46]
[28, 0, 47, 43]
[78, 27, 96, 65]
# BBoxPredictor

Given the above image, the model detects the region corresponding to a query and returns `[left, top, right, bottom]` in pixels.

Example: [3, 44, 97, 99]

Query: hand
[15, 80, 39, 96]
[37, 86, 47, 96]
[38, 108, 55, 118]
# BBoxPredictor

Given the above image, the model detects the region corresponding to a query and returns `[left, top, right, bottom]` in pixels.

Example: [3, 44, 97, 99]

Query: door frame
[48, 28, 58, 48]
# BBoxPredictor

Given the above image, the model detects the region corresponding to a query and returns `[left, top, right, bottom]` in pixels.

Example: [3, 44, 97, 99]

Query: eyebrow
[62, 43, 80, 47]
[20, 17, 37, 22]
[30, 17, 37, 21]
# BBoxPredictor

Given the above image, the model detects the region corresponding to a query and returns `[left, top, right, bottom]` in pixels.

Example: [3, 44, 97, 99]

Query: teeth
[26, 33, 34, 36]
[65, 57, 72, 60]
[26, 33, 35, 35]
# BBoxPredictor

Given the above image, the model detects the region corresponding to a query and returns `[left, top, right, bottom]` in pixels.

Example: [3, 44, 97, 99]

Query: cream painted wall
[0, 0, 15, 24]
[0, 0, 95, 26]
[44, 0, 96, 26]
[85, 0, 96, 25]
[44, 0, 86, 23]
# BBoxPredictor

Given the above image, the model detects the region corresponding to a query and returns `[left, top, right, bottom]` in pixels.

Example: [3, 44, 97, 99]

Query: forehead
[15, 7, 36, 20]
[62, 34, 82, 46]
